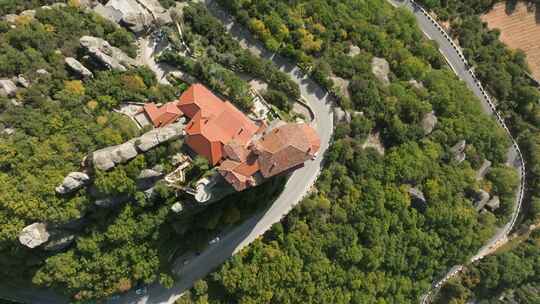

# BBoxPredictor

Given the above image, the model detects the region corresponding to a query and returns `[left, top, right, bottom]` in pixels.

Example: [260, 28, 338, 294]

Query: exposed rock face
[20, 10, 36, 19]
[65, 57, 94, 79]
[408, 79, 424, 89]
[450, 140, 467, 163]
[55, 172, 91, 194]
[408, 187, 426, 204]
[43, 231, 75, 252]
[91, 141, 138, 171]
[3, 14, 17, 23]
[136, 169, 164, 190]
[474, 189, 490, 211]
[371, 57, 390, 86]
[36, 69, 50, 76]
[0, 79, 17, 97]
[348, 45, 361, 57]
[135, 120, 185, 152]
[80, 36, 139, 71]
[19, 223, 50, 248]
[331, 76, 351, 99]
[171, 202, 184, 214]
[15, 75, 30, 88]
[486, 195, 500, 211]
[90, 120, 185, 171]
[421, 111, 438, 135]
[333, 107, 351, 123]
[93, 0, 171, 34]
[476, 159, 492, 181]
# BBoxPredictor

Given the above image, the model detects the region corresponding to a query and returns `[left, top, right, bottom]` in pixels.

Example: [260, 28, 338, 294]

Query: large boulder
[333, 107, 351, 124]
[55, 172, 91, 194]
[408, 187, 426, 204]
[135, 120, 185, 151]
[474, 189, 490, 211]
[136, 168, 164, 190]
[91, 141, 138, 171]
[371, 57, 390, 86]
[94, 0, 171, 34]
[0, 79, 17, 97]
[65, 57, 94, 79]
[19, 223, 50, 248]
[421, 111, 438, 135]
[486, 196, 500, 211]
[15, 75, 30, 88]
[450, 140, 467, 163]
[80, 36, 139, 71]
[476, 159, 492, 181]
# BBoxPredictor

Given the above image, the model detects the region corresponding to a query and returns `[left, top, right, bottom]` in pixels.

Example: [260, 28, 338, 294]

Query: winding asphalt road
[386, 0, 526, 302]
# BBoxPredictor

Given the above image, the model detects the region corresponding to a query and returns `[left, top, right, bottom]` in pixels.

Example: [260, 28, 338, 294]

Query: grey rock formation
[65, 57, 94, 79]
[474, 189, 490, 211]
[43, 231, 75, 252]
[171, 202, 184, 214]
[55, 172, 91, 194]
[20, 10, 36, 19]
[1, 128, 15, 136]
[348, 45, 361, 57]
[333, 107, 351, 124]
[15, 75, 30, 88]
[408, 187, 426, 204]
[371, 57, 390, 86]
[135, 120, 185, 152]
[408, 79, 424, 89]
[3, 14, 17, 23]
[450, 140, 467, 163]
[36, 69, 50, 76]
[93, 4, 123, 23]
[80, 36, 139, 71]
[136, 169, 164, 190]
[486, 196, 500, 211]
[91, 141, 138, 171]
[421, 111, 438, 135]
[476, 159, 492, 181]
[0, 79, 17, 97]
[19, 223, 50, 248]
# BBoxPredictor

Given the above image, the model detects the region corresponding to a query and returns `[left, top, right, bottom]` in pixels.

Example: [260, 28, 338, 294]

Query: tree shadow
[505, 0, 518, 15]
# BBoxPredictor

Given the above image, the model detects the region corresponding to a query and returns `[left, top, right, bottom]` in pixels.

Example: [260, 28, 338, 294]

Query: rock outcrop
[408, 187, 426, 204]
[19, 223, 50, 248]
[0, 79, 17, 97]
[55, 172, 91, 194]
[486, 195, 500, 211]
[476, 159, 492, 181]
[333, 107, 351, 124]
[421, 111, 438, 135]
[15, 75, 30, 88]
[136, 168, 164, 190]
[80, 36, 139, 71]
[95, 195, 129, 208]
[65, 57, 94, 79]
[93, 0, 172, 34]
[371, 57, 390, 86]
[90, 120, 185, 171]
[91, 141, 138, 171]
[450, 140, 467, 163]
[474, 189, 490, 211]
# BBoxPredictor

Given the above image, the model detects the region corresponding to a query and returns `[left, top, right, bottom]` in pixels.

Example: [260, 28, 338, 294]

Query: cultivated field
[481, 1, 540, 82]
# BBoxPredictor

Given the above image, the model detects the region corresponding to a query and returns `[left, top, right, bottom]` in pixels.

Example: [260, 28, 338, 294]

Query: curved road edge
[387, 0, 526, 302]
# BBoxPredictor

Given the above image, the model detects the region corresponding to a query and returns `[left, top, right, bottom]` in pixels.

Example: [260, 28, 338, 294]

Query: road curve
[386, 0, 526, 303]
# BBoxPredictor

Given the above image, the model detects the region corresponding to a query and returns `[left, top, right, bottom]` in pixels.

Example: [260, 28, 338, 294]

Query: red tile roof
[181, 84, 259, 165]
[252, 123, 320, 178]
[178, 83, 225, 119]
[143, 102, 183, 127]
[218, 154, 260, 191]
